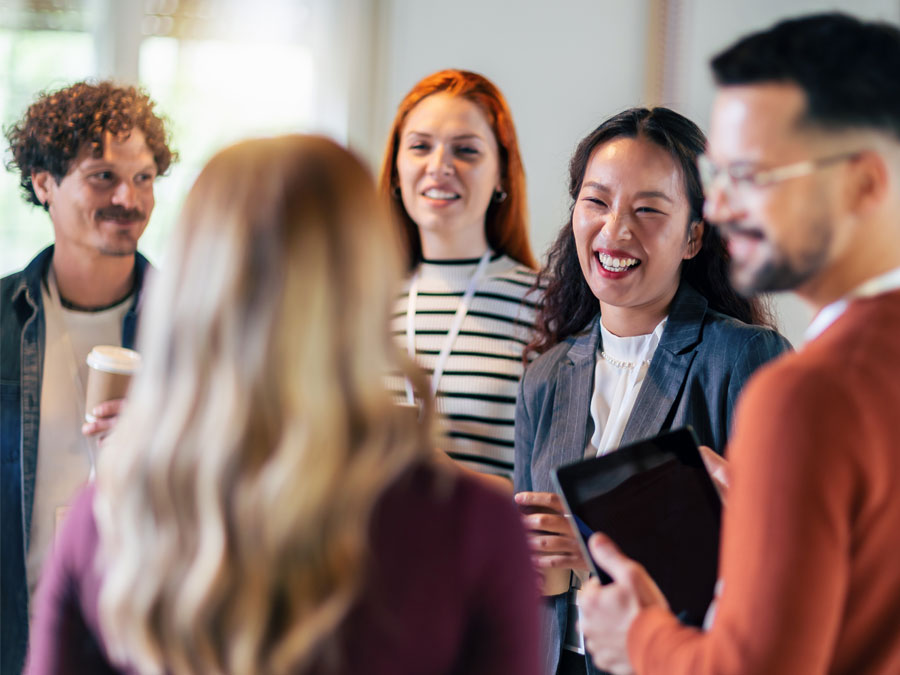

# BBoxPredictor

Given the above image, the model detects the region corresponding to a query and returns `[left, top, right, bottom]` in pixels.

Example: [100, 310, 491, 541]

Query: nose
[111, 179, 138, 209]
[703, 181, 741, 226]
[602, 209, 632, 242]
[426, 144, 454, 177]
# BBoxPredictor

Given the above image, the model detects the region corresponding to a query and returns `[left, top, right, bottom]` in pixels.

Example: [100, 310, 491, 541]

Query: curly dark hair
[528, 107, 771, 357]
[5, 80, 176, 209]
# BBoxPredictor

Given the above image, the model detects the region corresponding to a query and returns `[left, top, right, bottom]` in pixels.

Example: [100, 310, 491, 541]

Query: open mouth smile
[597, 251, 641, 273]
[422, 187, 460, 201]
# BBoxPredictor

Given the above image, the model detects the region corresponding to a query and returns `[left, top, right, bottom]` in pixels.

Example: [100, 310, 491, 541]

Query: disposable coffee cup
[84, 346, 142, 422]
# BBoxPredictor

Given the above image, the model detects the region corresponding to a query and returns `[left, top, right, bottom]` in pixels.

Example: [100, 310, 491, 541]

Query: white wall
[356, 0, 900, 346]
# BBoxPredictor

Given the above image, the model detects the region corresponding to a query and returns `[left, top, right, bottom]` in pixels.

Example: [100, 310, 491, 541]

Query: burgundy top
[27, 464, 541, 674]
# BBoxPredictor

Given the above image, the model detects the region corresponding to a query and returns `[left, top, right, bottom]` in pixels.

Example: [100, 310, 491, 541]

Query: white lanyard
[44, 267, 97, 478]
[405, 250, 492, 404]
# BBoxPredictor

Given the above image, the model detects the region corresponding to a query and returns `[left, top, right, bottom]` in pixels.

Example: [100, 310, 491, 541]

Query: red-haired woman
[379, 69, 539, 490]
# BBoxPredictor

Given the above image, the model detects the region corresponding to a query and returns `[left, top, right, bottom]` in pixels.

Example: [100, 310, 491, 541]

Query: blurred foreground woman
[26, 135, 540, 675]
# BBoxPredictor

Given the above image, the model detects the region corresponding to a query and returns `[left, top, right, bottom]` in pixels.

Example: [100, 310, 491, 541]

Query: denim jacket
[1, 245, 150, 674]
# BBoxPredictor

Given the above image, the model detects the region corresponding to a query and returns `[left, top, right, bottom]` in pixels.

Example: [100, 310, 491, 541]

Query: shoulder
[0, 269, 25, 302]
[379, 462, 516, 519]
[699, 310, 793, 360]
[735, 342, 849, 436]
[372, 463, 524, 560]
[487, 256, 541, 296]
[2, 247, 52, 304]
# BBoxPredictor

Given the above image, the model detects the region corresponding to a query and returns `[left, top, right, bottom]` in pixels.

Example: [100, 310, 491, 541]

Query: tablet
[552, 427, 721, 626]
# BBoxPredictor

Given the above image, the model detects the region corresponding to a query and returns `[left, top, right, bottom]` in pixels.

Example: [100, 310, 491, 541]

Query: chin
[98, 238, 140, 257]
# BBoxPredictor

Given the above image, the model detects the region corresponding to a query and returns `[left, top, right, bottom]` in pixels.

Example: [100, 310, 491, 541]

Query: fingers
[82, 417, 116, 440]
[527, 530, 582, 555]
[88, 398, 125, 421]
[521, 511, 573, 536]
[698, 444, 730, 503]
[531, 552, 586, 569]
[588, 533, 632, 582]
[588, 533, 668, 609]
[514, 491, 564, 512]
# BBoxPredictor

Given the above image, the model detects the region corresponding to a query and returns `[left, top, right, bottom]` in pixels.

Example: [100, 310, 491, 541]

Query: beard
[726, 219, 832, 297]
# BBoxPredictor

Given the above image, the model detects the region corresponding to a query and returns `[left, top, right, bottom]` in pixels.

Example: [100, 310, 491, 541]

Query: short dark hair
[528, 107, 770, 357]
[711, 12, 900, 140]
[5, 80, 176, 208]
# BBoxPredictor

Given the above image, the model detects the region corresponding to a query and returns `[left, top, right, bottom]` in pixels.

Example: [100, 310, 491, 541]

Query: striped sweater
[388, 253, 539, 478]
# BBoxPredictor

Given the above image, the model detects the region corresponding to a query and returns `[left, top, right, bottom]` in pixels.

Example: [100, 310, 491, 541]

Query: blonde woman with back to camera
[26, 135, 541, 674]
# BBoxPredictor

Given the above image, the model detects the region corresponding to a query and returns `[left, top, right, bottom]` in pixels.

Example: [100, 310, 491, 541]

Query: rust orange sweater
[628, 291, 900, 675]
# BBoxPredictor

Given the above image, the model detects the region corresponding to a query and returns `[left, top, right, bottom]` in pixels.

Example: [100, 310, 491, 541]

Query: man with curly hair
[1, 80, 175, 673]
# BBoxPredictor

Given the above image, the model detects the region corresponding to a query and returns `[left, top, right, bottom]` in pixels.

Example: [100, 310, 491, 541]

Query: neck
[419, 226, 489, 261]
[51, 246, 137, 310]
[598, 285, 677, 337]
[798, 215, 900, 313]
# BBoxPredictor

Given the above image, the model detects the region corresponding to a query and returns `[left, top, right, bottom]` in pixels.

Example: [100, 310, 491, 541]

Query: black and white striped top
[388, 253, 540, 478]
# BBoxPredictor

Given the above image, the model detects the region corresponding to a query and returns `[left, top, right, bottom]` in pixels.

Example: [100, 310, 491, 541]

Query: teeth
[424, 188, 458, 199]
[598, 252, 639, 272]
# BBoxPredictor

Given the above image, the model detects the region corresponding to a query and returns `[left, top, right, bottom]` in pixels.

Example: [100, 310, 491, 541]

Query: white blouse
[586, 317, 667, 457]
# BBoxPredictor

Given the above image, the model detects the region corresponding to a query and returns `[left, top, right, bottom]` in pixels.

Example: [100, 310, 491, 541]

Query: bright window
[1, 0, 316, 275]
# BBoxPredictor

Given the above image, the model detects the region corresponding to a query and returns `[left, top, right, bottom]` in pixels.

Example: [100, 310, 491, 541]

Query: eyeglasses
[697, 151, 862, 201]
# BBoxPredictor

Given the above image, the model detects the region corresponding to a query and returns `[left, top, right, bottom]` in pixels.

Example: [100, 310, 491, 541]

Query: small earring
[492, 189, 507, 203]
[392, 186, 401, 199]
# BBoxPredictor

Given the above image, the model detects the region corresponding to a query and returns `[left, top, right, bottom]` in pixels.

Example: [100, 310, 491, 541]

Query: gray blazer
[513, 282, 792, 675]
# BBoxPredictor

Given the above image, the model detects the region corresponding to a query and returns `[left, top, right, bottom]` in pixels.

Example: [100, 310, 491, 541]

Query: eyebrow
[79, 159, 157, 173]
[582, 181, 674, 203]
[403, 131, 487, 143]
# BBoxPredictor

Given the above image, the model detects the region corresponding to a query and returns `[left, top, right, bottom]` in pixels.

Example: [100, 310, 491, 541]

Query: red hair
[378, 69, 536, 270]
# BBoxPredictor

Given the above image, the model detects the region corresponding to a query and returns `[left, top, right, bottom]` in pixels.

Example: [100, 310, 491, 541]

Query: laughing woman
[513, 108, 791, 675]
[379, 69, 539, 488]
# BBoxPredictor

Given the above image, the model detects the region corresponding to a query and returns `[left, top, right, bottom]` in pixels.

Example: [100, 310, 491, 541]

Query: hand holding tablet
[553, 427, 722, 626]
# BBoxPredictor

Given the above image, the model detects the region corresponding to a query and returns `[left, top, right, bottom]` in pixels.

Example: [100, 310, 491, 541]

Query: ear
[683, 219, 704, 260]
[31, 171, 55, 207]
[846, 150, 889, 217]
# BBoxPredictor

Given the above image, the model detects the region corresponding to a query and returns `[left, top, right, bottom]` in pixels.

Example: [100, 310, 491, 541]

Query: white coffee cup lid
[86, 345, 142, 374]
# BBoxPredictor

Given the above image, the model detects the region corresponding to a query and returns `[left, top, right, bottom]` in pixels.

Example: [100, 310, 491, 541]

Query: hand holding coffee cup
[82, 346, 141, 439]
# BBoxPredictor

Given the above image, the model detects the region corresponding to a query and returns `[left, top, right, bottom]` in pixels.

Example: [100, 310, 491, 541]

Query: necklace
[599, 350, 651, 370]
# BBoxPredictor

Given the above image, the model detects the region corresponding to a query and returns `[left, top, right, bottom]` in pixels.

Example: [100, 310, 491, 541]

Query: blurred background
[2, 0, 898, 344]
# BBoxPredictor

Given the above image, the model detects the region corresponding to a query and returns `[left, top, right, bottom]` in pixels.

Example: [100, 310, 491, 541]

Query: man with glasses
[578, 13, 900, 674]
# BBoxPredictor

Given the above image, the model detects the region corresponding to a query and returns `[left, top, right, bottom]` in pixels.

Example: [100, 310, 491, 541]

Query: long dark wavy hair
[528, 107, 771, 356]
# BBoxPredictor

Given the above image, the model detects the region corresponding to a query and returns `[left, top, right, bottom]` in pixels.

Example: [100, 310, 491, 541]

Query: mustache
[712, 220, 765, 241]
[96, 206, 146, 222]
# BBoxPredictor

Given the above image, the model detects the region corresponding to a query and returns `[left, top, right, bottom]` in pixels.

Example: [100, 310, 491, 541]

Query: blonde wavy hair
[94, 135, 435, 674]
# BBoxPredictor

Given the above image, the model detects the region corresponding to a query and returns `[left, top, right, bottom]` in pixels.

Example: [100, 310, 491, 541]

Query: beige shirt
[26, 273, 130, 602]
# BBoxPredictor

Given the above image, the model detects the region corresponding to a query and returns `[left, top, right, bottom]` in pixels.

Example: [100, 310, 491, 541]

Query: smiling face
[704, 84, 853, 301]
[573, 136, 700, 334]
[33, 128, 157, 259]
[395, 93, 501, 259]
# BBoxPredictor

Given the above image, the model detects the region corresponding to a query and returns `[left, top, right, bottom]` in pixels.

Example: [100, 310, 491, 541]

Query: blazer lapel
[621, 283, 707, 444]
[546, 316, 602, 474]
